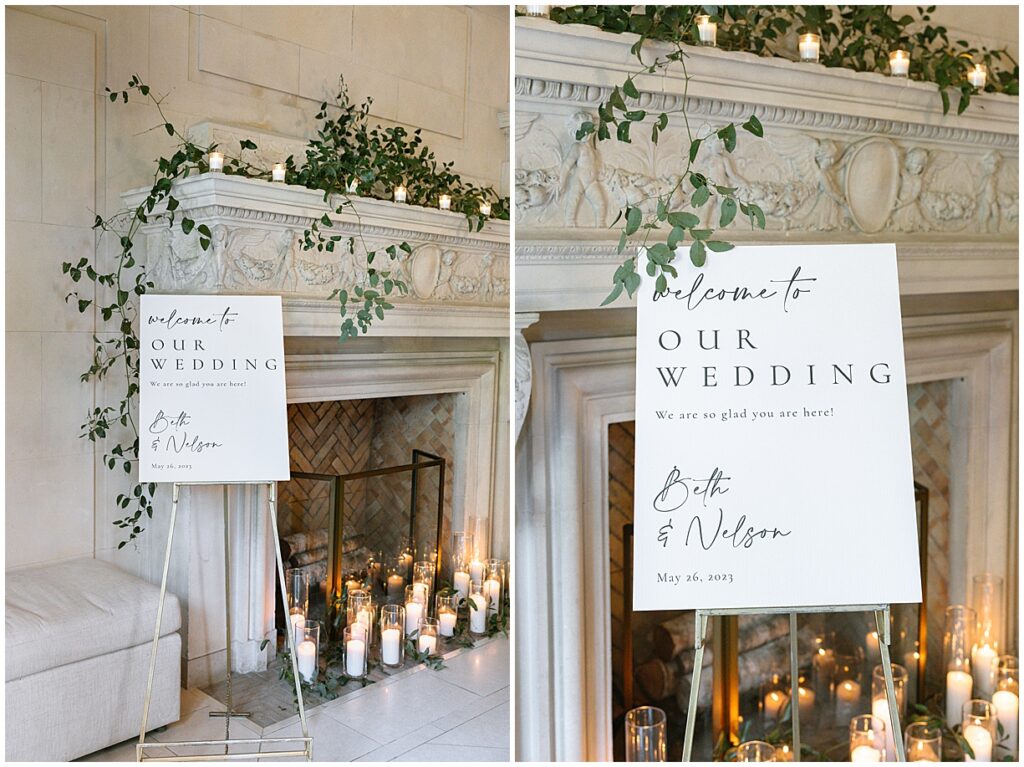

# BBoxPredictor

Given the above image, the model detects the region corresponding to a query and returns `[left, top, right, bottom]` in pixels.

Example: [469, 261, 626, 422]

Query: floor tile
[257, 710, 380, 762]
[353, 724, 445, 762]
[322, 669, 479, 744]
[427, 685, 509, 735]
[79, 738, 174, 761]
[432, 636, 509, 697]
[390, 742, 510, 762]
[431, 699, 510, 748]
[149, 706, 264, 758]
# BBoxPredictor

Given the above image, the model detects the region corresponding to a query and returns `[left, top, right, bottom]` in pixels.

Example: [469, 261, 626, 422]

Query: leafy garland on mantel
[519, 5, 1017, 305]
[63, 75, 509, 547]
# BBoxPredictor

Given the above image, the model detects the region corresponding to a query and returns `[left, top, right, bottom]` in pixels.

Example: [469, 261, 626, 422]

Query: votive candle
[799, 33, 821, 63]
[478, 201, 492, 217]
[889, 50, 910, 77]
[208, 151, 225, 172]
[438, 193, 452, 211]
[968, 63, 988, 89]
[394, 185, 408, 203]
[271, 163, 286, 182]
[695, 15, 717, 47]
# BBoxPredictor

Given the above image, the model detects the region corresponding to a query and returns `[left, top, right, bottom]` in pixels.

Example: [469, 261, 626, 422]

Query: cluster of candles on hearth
[285, 533, 506, 684]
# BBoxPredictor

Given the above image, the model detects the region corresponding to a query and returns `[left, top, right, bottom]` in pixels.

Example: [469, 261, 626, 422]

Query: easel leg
[222, 487, 232, 754]
[681, 612, 709, 762]
[789, 613, 801, 762]
[137, 484, 180, 762]
[268, 482, 312, 761]
[876, 607, 906, 761]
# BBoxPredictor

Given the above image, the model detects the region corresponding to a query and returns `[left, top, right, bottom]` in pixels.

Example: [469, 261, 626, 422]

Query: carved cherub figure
[813, 139, 848, 231]
[560, 111, 608, 227]
[892, 147, 929, 232]
[977, 151, 1002, 233]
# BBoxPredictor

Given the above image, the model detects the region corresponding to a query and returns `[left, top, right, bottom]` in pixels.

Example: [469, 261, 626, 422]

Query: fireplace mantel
[123, 173, 509, 338]
[515, 17, 1018, 313]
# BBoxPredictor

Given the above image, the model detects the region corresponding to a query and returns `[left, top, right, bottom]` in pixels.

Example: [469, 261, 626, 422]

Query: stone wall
[5, 5, 509, 570]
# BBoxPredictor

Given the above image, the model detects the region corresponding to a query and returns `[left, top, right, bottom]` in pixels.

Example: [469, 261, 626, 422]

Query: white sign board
[632, 244, 921, 611]
[139, 294, 290, 484]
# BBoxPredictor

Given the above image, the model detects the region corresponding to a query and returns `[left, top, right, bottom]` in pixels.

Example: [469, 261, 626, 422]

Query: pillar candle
[469, 560, 484, 581]
[418, 634, 438, 655]
[946, 670, 973, 725]
[454, 570, 471, 601]
[764, 690, 789, 721]
[797, 686, 816, 719]
[413, 581, 429, 601]
[851, 745, 883, 762]
[345, 637, 365, 677]
[439, 610, 457, 637]
[382, 627, 402, 665]
[992, 689, 1019, 759]
[350, 622, 368, 642]
[290, 612, 304, 648]
[485, 578, 501, 614]
[973, 644, 998, 698]
[836, 680, 862, 723]
[865, 631, 881, 664]
[405, 600, 424, 634]
[963, 724, 993, 762]
[297, 639, 316, 682]
[387, 574, 404, 598]
[470, 592, 487, 633]
[872, 698, 897, 762]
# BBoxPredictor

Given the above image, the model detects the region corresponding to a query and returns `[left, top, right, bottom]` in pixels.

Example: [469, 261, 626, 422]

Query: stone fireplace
[121, 122, 510, 687]
[514, 18, 1017, 762]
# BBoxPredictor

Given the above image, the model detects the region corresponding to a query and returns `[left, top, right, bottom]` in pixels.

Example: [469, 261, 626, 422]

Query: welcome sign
[632, 244, 921, 611]
[139, 294, 290, 484]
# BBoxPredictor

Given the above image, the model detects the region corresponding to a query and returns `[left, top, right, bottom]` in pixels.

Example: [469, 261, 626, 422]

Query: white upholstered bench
[5, 557, 182, 761]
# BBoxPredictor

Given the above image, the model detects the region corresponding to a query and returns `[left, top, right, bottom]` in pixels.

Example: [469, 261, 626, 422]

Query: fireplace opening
[608, 381, 954, 760]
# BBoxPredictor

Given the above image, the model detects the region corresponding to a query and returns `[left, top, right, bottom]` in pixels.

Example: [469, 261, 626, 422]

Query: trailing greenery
[545, 5, 1018, 115]
[63, 75, 508, 547]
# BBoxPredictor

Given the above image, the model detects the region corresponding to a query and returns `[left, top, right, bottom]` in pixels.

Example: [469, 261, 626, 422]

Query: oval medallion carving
[844, 139, 901, 233]
[410, 244, 442, 298]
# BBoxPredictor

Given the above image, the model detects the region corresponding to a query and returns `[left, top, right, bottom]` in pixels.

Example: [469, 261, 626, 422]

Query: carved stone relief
[515, 107, 1019, 237]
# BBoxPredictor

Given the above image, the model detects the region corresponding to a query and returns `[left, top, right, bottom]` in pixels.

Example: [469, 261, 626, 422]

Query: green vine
[63, 75, 508, 547]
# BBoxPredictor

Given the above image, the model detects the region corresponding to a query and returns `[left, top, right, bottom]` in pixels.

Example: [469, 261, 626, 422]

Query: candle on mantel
[973, 643, 998, 698]
[522, 5, 550, 18]
[963, 722, 993, 762]
[405, 599, 424, 634]
[946, 669, 973, 725]
[889, 50, 910, 77]
[799, 33, 821, 63]
[387, 573, 405, 598]
[382, 627, 401, 665]
[454, 570, 471, 601]
[993, 687, 1019, 759]
[272, 163, 286, 182]
[347, 179, 359, 194]
[418, 633, 438, 655]
[345, 637, 366, 677]
[438, 194, 452, 211]
[851, 745, 884, 762]
[763, 690, 789, 722]
[439, 609, 457, 637]
[968, 64, 988, 89]
[297, 639, 316, 682]
[478, 201, 492, 217]
[695, 15, 717, 47]
[836, 680, 862, 723]
[208, 151, 225, 172]
[394, 185, 408, 203]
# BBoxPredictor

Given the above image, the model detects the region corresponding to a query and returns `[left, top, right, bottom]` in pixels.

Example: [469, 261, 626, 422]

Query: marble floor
[80, 637, 510, 762]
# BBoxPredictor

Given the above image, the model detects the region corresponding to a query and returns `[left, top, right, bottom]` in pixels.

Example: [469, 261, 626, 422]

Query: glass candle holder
[774, 743, 795, 762]
[972, 574, 1003, 697]
[624, 706, 667, 762]
[296, 620, 319, 683]
[404, 584, 426, 636]
[386, 557, 406, 602]
[437, 594, 458, 638]
[348, 590, 375, 646]
[993, 656, 1019, 759]
[695, 15, 717, 47]
[438, 194, 452, 211]
[347, 178, 359, 194]
[343, 625, 367, 679]
[812, 639, 837, 700]
[835, 654, 864, 725]
[366, 553, 383, 589]
[468, 581, 488, 635]
[522, 4, 550, 17]
[850, 714, 886, 762]
[962, 699, 996, 762]
[393, 184, 408, 203]
[798, 33, 820, 63]
[871, 663, 906, 761]
[208, 151, 225, 172]
[888, 49, 911, 77]
[420, 541, 439, 565]
[484, 559, 505, 617]
[418, 617, 440, 655]
[479, 201, 492, 217]
[736, 740, 776, 762]
[968, 63, 988, 89]
[945, 605, 977, 724]
[760, 672, 790, 726]
[412, 560, 434, 606]
[904, 721, 941, 762]
[271, 162, 286, 182]
[380, 604, 405, 668]
[398, 538, 414, 576]
[286, 568, 309, 648]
